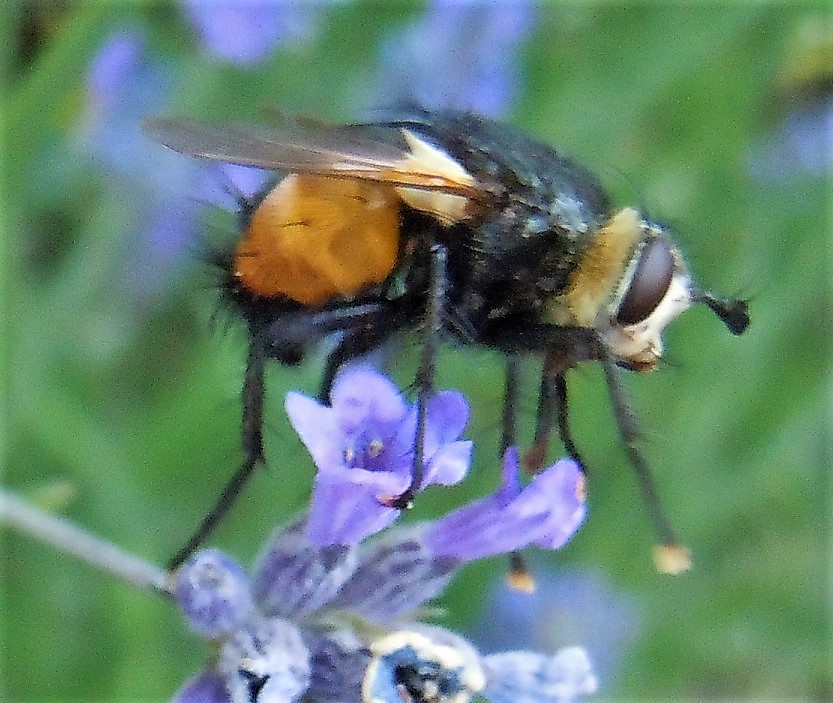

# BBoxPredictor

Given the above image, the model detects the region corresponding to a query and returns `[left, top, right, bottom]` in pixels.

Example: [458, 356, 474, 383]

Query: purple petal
[423, 450, 585, 561]
[285, 392, 342, 469]
[330, 366, 408, 432]
[424, 391, 470, 445]
[308, 475, 400, 546]
[527, 460, 587, 551]
[424, 440, 473, 486]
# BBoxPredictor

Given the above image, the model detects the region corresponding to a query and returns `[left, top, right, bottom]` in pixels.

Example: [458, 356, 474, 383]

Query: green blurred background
[2, 2, 830, 701]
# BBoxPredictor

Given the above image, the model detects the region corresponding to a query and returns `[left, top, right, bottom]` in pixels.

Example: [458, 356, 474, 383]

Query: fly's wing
[143, 117, 483, 197]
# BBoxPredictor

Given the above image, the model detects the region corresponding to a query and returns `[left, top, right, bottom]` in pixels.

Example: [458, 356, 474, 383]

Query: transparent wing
[143, 117, 481, 196]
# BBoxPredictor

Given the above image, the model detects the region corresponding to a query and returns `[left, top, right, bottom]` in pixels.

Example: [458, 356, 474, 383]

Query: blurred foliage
[2, 2, 830, 702]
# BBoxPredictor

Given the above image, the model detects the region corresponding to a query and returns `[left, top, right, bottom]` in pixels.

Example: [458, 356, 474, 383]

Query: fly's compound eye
[616, 237, 676, 326]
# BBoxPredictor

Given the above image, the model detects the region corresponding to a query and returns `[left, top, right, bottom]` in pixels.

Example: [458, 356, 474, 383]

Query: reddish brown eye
[616, 237, 675, 325]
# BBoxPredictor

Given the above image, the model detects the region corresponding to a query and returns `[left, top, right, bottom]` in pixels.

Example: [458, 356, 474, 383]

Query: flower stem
[0, 488, 171, 594]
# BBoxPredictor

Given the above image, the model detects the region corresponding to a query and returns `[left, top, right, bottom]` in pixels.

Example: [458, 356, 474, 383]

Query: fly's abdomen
[235, 175, 403, 305]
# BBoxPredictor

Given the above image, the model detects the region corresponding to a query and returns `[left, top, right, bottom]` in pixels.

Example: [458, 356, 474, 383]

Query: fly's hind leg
[167, 301, 397, 570]
[168, 331, 268, 569]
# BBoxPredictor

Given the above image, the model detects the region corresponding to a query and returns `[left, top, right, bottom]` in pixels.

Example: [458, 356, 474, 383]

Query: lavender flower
[180, 0, 325, 65]
[175, 549, 254, 638]
[750, 98, 833, 181]
[171, 371, 595, 702]
[473, 566, 640, 685]
[423, 446, 585, 561]
[374, 1, 535, 117]
[173, 536, 597, 703]
[285, 366, 472, 546]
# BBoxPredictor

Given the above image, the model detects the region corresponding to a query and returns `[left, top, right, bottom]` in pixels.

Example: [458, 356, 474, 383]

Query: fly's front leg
[598, 351, 690, 573]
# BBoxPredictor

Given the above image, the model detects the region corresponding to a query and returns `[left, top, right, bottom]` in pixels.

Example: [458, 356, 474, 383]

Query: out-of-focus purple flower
[749, 97, 833, 181]
[749, 18, 832, 182]
[174, 549, 254, 638]
[84, 29, 169, 171]
[285, 366, 472, 546]
[423, 447, 586, 562]
[81, 29, 268, 304]
[481, 647, 598, 703]
[374, 1, 535, 117]
[181, 0, 325, 65]
[472, 566, 640, 685]
[82, 29, 201, 301]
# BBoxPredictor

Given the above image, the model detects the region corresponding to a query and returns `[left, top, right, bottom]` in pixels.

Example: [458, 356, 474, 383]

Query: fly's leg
[385, 242, 447, 510]
[598, 351, 690, 573]
[501, 354, 520, 454]
[318, 312, 407, 403]
[499, 354, 536, 591]
[167, 302, 395, 570]
[524, 348, 589, 474]
[168, 332, 267, 569]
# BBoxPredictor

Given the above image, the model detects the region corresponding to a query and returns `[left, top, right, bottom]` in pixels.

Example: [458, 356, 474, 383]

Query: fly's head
[547, 207, 749, 371]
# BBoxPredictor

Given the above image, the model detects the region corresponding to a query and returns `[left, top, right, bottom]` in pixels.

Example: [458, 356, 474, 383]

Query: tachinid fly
[144, 109, 749, 572]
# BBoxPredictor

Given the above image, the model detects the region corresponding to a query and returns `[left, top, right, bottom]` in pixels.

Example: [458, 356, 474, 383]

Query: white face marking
[601, 272, 692, 367]
[395, 130, 474, 225]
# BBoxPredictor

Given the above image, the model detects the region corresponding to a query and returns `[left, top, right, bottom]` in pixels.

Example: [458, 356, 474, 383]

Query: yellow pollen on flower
[367, 439, 384, 458]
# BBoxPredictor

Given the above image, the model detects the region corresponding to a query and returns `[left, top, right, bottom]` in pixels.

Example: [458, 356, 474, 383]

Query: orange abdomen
[234, 174, 402, 305]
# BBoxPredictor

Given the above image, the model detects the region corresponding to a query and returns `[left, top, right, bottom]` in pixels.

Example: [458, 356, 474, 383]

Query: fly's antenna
[692, 289, 750, 335]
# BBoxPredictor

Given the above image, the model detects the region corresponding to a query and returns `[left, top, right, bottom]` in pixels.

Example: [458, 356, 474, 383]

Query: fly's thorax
[546, 208, 692, 370]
